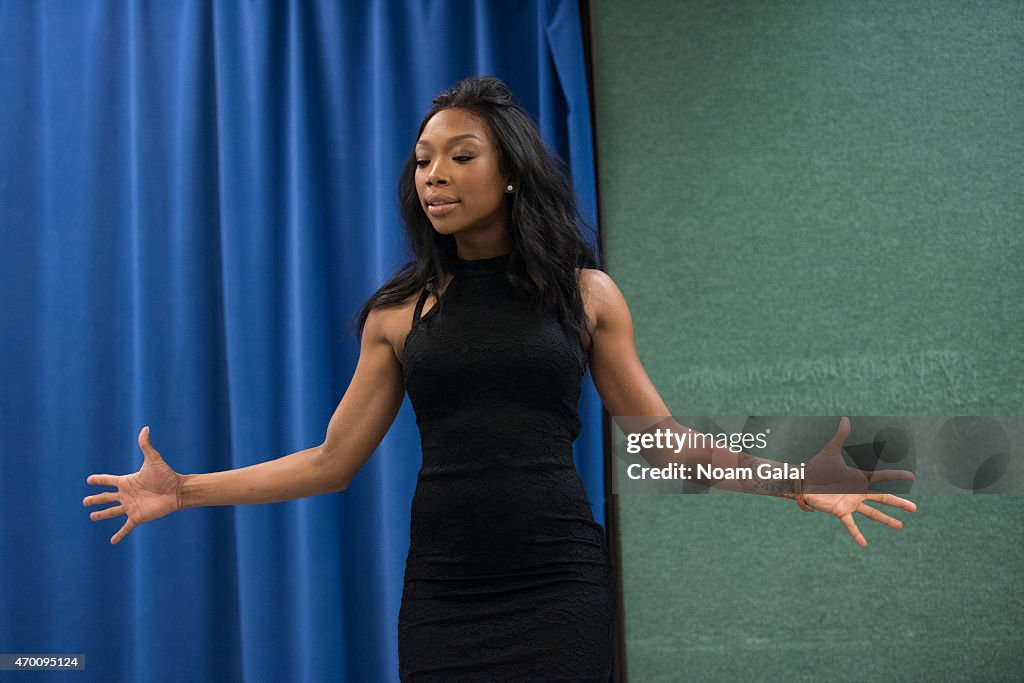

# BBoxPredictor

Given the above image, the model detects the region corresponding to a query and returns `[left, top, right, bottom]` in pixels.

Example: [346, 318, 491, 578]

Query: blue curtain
[0, 1, 601, 681]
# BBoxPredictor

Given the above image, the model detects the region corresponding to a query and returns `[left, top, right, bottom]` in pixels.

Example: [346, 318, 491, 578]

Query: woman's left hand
[802, 416, 917, 547]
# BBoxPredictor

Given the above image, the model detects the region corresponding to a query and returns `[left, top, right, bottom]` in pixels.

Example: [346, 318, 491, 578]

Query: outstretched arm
[583, 268, 788, 491]
[176, 305, 403, 507]
[179, 305, 406, 507]
[86, 305, 407, 543]
[582, 269, 915, 546]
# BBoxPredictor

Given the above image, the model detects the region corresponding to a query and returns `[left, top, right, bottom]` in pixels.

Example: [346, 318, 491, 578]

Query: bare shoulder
[365, 293, 418, 363]
[577, 267, 616, 294]
[576, 267, 629, 331]
[362, 303, 404, 347]
[367, 275, 454, 363]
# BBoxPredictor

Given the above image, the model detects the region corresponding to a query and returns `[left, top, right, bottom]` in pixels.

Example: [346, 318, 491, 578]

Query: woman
[84, 76, 916, 681]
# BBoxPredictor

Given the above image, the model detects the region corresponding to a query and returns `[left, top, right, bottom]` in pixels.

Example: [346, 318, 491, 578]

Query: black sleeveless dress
[398, 252, 617, 682]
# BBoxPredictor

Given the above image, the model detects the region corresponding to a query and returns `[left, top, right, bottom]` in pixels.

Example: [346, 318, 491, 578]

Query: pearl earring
[506, 184, 514, 192]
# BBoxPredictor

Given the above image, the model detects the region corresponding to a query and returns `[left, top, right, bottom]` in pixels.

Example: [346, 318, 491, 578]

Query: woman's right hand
[83, 426, 183, 545]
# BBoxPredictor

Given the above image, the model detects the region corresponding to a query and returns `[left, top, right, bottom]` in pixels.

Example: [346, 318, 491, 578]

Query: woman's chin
[429, 221, 462, 235]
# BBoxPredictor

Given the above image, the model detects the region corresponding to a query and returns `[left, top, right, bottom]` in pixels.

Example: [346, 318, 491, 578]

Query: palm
[83, 426, 182, 544]
[119, 455, 180, 522]
[802, 417, 917, 547]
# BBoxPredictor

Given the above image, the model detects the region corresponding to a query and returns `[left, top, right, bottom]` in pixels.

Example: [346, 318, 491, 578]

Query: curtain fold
[0, 1, 602, 681]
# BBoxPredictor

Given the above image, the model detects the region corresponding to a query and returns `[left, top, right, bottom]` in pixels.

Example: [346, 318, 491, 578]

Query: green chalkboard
[590, 1, 1023, 680]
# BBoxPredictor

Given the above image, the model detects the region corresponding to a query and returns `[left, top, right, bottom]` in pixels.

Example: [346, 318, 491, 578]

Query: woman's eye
[415, 160, 429, 168]
[453, 155, 474, 163]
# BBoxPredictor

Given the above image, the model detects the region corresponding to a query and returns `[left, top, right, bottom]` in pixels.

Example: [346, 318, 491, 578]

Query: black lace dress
[398, 252, 617, 682]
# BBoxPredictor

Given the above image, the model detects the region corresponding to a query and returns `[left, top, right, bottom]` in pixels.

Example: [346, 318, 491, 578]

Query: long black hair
[355, 75, 599, 351]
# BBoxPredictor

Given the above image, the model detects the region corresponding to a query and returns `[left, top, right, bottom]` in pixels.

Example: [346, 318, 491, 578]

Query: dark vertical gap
[579, 1, 627, 682]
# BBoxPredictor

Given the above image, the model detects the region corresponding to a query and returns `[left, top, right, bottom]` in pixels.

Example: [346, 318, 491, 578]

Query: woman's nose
[426, 161, 448, 185]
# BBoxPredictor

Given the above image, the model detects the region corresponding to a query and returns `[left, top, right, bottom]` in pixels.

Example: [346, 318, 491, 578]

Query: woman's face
[414, 108, 511, 239]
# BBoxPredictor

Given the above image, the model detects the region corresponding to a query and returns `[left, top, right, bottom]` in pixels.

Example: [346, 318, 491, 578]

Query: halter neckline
[454, 252, 511, 277]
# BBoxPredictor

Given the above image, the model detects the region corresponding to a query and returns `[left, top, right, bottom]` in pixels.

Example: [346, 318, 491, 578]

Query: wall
[591, 1, 1023, 680]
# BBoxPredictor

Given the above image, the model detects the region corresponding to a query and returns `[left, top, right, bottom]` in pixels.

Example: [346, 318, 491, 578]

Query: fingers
[83, 491, 119, 507]
[89, 504, 125, 521]
[828, 416, 851, 449]
[111, 519, 137, 545]
[138, 425, 160, 460]
[840, 513, 867, 548]
[857, 503, 903, 529]
[95, 504, 124, 520]
[867, 493, 917, 512]
[832, 490, 916, 547]
[864, 469, 915, 482]
[88, 426, 158, 487]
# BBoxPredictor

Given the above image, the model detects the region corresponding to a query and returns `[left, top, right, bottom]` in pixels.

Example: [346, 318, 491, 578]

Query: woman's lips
[426, 201, 459, 217]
